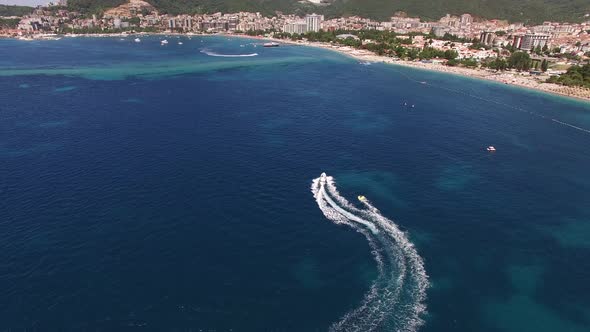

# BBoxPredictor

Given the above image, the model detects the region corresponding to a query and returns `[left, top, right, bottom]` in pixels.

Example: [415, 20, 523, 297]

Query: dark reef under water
[1, 36, 590, 331]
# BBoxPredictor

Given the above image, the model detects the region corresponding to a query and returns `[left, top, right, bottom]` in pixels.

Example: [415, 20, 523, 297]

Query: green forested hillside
[67, 0, 127, 13]
[147, 0, 302, 15]
[67, 0, 306, 16]
[66, 0, 590, 23]
[0, 4, 34, 16]
[326, 0, 590, 23]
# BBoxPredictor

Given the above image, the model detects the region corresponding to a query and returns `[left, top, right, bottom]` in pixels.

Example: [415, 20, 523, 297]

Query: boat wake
[200, 49, 258, 57]
[311, 173, 428, 332]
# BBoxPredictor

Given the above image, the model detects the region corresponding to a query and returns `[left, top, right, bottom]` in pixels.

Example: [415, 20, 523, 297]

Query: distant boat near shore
[263, 42, 279, 47]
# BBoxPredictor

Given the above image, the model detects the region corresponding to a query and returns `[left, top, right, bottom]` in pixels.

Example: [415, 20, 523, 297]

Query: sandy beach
[225, 34, 590, 103]
[284, 40, 590, 103]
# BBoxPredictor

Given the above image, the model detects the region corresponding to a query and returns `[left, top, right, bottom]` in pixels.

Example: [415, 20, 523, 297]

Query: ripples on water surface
[1, 36, 590, 331]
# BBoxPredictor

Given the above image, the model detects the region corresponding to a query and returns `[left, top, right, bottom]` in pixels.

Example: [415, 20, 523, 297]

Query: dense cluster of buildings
[2, 3, 589, 60]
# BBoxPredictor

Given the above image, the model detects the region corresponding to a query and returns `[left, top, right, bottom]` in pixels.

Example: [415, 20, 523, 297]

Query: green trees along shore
[272, 29, 590, 88]
[547, 64, 590, 88]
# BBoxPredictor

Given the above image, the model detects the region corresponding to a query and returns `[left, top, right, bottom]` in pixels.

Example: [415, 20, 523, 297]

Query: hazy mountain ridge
[62, 0, 590, 23]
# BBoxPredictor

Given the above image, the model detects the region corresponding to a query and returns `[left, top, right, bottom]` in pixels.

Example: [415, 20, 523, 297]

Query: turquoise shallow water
[1, 35, 590, 331]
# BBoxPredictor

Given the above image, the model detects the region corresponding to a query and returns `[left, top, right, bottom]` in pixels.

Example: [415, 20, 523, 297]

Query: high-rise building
[520, 33, 551, 50]
[512, 35, 524, 49]
[305, 14, 323, 32]
[284, 22, 307, 34]
[432, 26, 448, 37]
[460, 13, 473, 25]
[480, 31, 496, 46]
[181, 17, 192, 30]
[228, 17, 239, 31]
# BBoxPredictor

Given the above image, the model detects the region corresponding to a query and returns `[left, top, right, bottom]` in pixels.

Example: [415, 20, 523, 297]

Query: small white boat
[178, 41, 183, 45]
[263, 42, 279, 47]
[487, 146, 496, 152]
[134, 38, 141, 43]
[161, 40, 168, 45]
[320, 172, 327, 185]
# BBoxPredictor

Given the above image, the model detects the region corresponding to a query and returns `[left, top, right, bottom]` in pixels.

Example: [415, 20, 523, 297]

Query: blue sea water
[1, 35, 590, 331]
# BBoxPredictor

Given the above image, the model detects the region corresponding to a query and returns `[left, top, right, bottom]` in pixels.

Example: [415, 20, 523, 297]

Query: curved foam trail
[321, 185, 379, 234]
[311, 178, 389, 328]
[200, 50, 258, 57]
[360, 200, 429, 332]
[312, 180, 385, 274]
[323, 178, 406, 331]
[312, 173, 428, 332]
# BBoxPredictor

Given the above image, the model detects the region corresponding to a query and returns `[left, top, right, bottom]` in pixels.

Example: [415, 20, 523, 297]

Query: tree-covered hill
[67, 0, 128, 14]
[67, 0, 307, 16]
[0, 4, 34, 17]
[66, 0, 590, 23]
[147, 0, 301, 15]
[326, 0, 590, 23]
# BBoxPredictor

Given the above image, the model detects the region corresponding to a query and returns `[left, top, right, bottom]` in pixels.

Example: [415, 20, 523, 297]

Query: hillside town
[1, 0, 589, 99]
[2, 1, 589, 58]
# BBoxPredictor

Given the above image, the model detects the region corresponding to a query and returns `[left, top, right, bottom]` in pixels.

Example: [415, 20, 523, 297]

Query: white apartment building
[305, 14, 323, 32]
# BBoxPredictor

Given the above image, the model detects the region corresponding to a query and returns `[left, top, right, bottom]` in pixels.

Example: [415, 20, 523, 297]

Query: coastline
[4, 32, 589, 103]
[226, 34, 590, 103]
